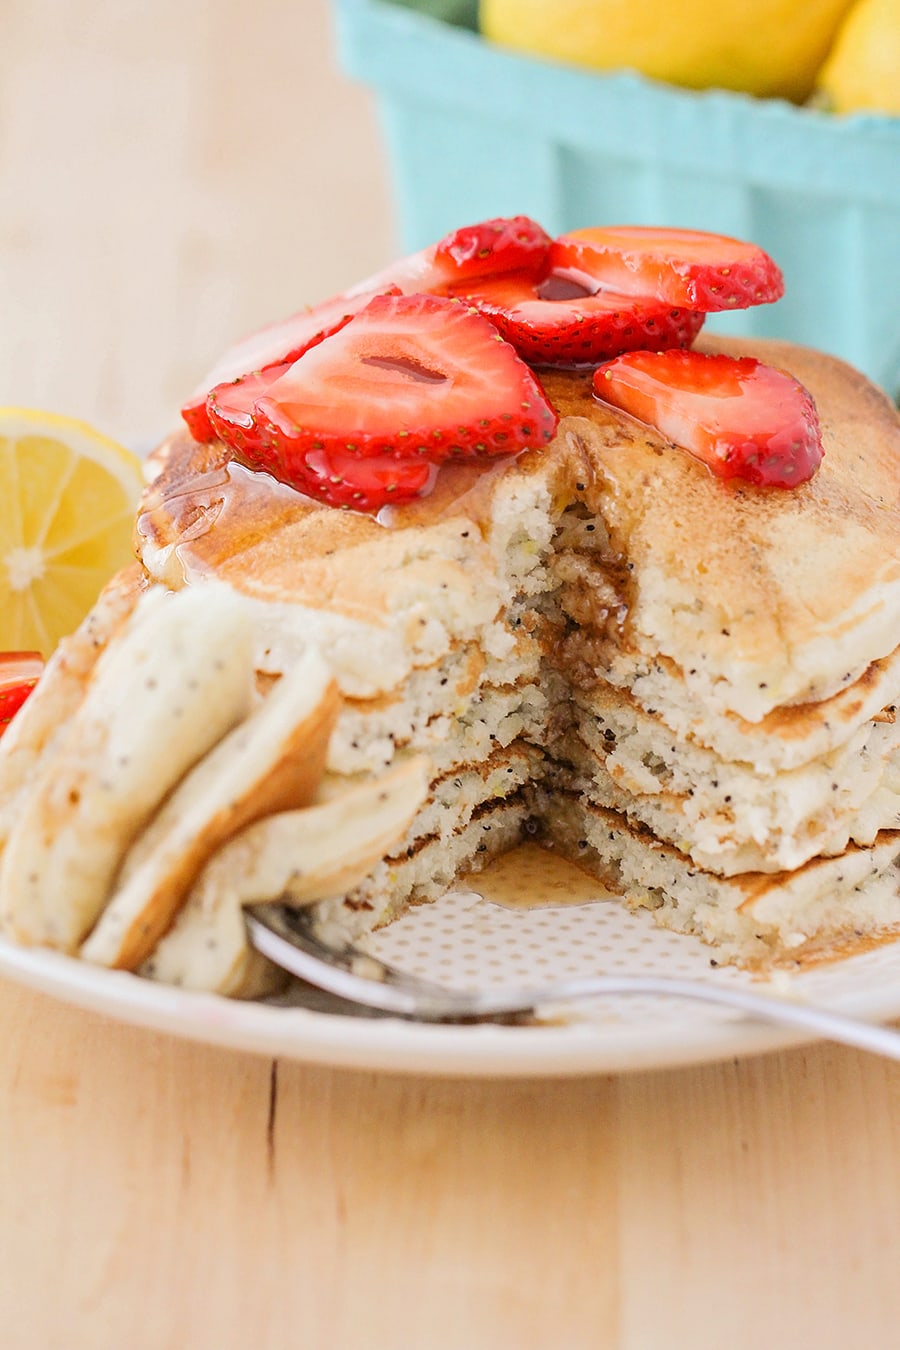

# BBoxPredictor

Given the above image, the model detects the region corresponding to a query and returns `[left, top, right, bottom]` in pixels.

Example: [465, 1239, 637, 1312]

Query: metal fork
[246, 904, 900, 1061]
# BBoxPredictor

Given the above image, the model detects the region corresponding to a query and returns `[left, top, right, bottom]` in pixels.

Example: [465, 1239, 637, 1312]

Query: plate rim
[4, 933, 891, 1077]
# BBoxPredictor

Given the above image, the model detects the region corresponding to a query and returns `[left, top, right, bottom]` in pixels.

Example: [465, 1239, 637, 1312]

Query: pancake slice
[570, 646, 900, 774]
[545, 338, 900, 721]
[142, 757, 429, 995]
[561, 687, 900, 875]
[81, 647, 340, 971]
[0, 563, 145, 855]
[0, 584, 254, 951]
[548, 792, 900, 964]
[314, 796, 529, 943]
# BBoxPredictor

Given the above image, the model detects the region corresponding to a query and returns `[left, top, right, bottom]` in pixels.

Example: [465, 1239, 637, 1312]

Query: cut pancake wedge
[0, 563, 145, 856]
[82, 648, 340, 970]
[0, 584, 255, 950]
[142, 757, 429, 996]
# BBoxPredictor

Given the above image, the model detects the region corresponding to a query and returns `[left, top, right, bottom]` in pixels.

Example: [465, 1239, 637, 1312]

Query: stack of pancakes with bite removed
[0, 330, 895, 988]
[134, 334, 900, 975]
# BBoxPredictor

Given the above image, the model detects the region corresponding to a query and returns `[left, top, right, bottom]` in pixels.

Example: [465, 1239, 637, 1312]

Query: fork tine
[245, 904, 489, 1017]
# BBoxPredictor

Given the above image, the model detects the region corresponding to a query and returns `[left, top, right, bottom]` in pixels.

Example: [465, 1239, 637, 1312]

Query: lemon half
[0, 409, 143, 655]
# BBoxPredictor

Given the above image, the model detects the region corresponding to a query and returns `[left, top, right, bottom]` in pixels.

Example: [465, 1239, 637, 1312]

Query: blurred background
[0, 0, 394, 447]
[2, 0, 898, 452]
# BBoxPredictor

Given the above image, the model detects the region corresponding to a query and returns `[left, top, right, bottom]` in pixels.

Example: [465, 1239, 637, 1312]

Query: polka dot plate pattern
[2, 878, 900, 1076]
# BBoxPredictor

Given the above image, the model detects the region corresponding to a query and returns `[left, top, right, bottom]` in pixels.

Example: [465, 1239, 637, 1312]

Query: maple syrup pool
[460, 841, 618, 910]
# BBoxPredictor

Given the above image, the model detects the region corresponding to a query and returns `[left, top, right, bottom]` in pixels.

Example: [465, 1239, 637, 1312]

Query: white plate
[2, 887, 900, 1076]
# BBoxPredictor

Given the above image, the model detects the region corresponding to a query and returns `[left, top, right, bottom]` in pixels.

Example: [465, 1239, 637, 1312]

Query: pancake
[561, 682, 900, 874]
[0, 585, 256, 951]
[80, 646, 339, 970]
[0, 563, 146, 856]
[141, 757, 431, 995]
[545, 793, 900, 967]
[543, 338, 900, 721]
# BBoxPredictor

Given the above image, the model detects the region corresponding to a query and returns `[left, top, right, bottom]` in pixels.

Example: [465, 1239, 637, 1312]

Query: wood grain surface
[1, 977, 900, 1349]
[2, 2, 900, 1347]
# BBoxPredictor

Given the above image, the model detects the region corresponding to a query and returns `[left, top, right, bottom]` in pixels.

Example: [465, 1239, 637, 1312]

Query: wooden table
[1, 976, 899, 1349]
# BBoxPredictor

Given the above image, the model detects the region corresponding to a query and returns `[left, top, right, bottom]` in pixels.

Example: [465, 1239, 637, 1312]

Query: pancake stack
[130, 334, 900, 977]
[0, 332, 897, 989]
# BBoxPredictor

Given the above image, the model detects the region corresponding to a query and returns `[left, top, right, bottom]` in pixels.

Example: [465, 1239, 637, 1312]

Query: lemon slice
[0, 408, 144, 655]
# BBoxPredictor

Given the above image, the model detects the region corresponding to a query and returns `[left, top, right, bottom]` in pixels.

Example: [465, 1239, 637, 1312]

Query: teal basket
[335, 0, 900, 397]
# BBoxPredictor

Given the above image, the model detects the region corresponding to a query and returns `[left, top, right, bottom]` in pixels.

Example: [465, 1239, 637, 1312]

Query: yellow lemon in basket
[0, 409, 143, 655]
[480, 0, 858, 101]
[816, 0, 900, 114]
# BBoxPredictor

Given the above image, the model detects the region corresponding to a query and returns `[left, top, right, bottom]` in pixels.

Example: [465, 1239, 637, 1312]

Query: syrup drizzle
[461, 842, 617, 910]
[536, 273, 596, 303]
[360, 354, 448, 384]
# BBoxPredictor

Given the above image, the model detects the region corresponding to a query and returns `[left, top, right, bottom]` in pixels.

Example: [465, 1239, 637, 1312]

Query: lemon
[0, 409, 143, 655]
[480, 0, 858, 101]
[816, 0, 900, 114]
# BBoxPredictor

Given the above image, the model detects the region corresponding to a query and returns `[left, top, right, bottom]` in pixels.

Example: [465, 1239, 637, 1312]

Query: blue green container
[335, 0, 900, 396]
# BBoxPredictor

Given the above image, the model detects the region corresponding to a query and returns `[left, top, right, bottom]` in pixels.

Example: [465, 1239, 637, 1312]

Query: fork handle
[526, 976, 900, 1063]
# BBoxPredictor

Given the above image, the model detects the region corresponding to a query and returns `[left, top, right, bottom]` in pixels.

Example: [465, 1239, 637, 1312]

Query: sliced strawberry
[552, 227, 784, 312]
[0, 651, 44, 733]
[228, 294, 557, 487]
[280, 449, 437, 511]
[593, 350, 823, 488]
[432, 215, 552, 281]
[447, 273, 704, 367]
[344, 216, 552, 298]
[206, 362, 293, 453]
[181, 286, 402, 442]
[185, 220, 551, 443]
